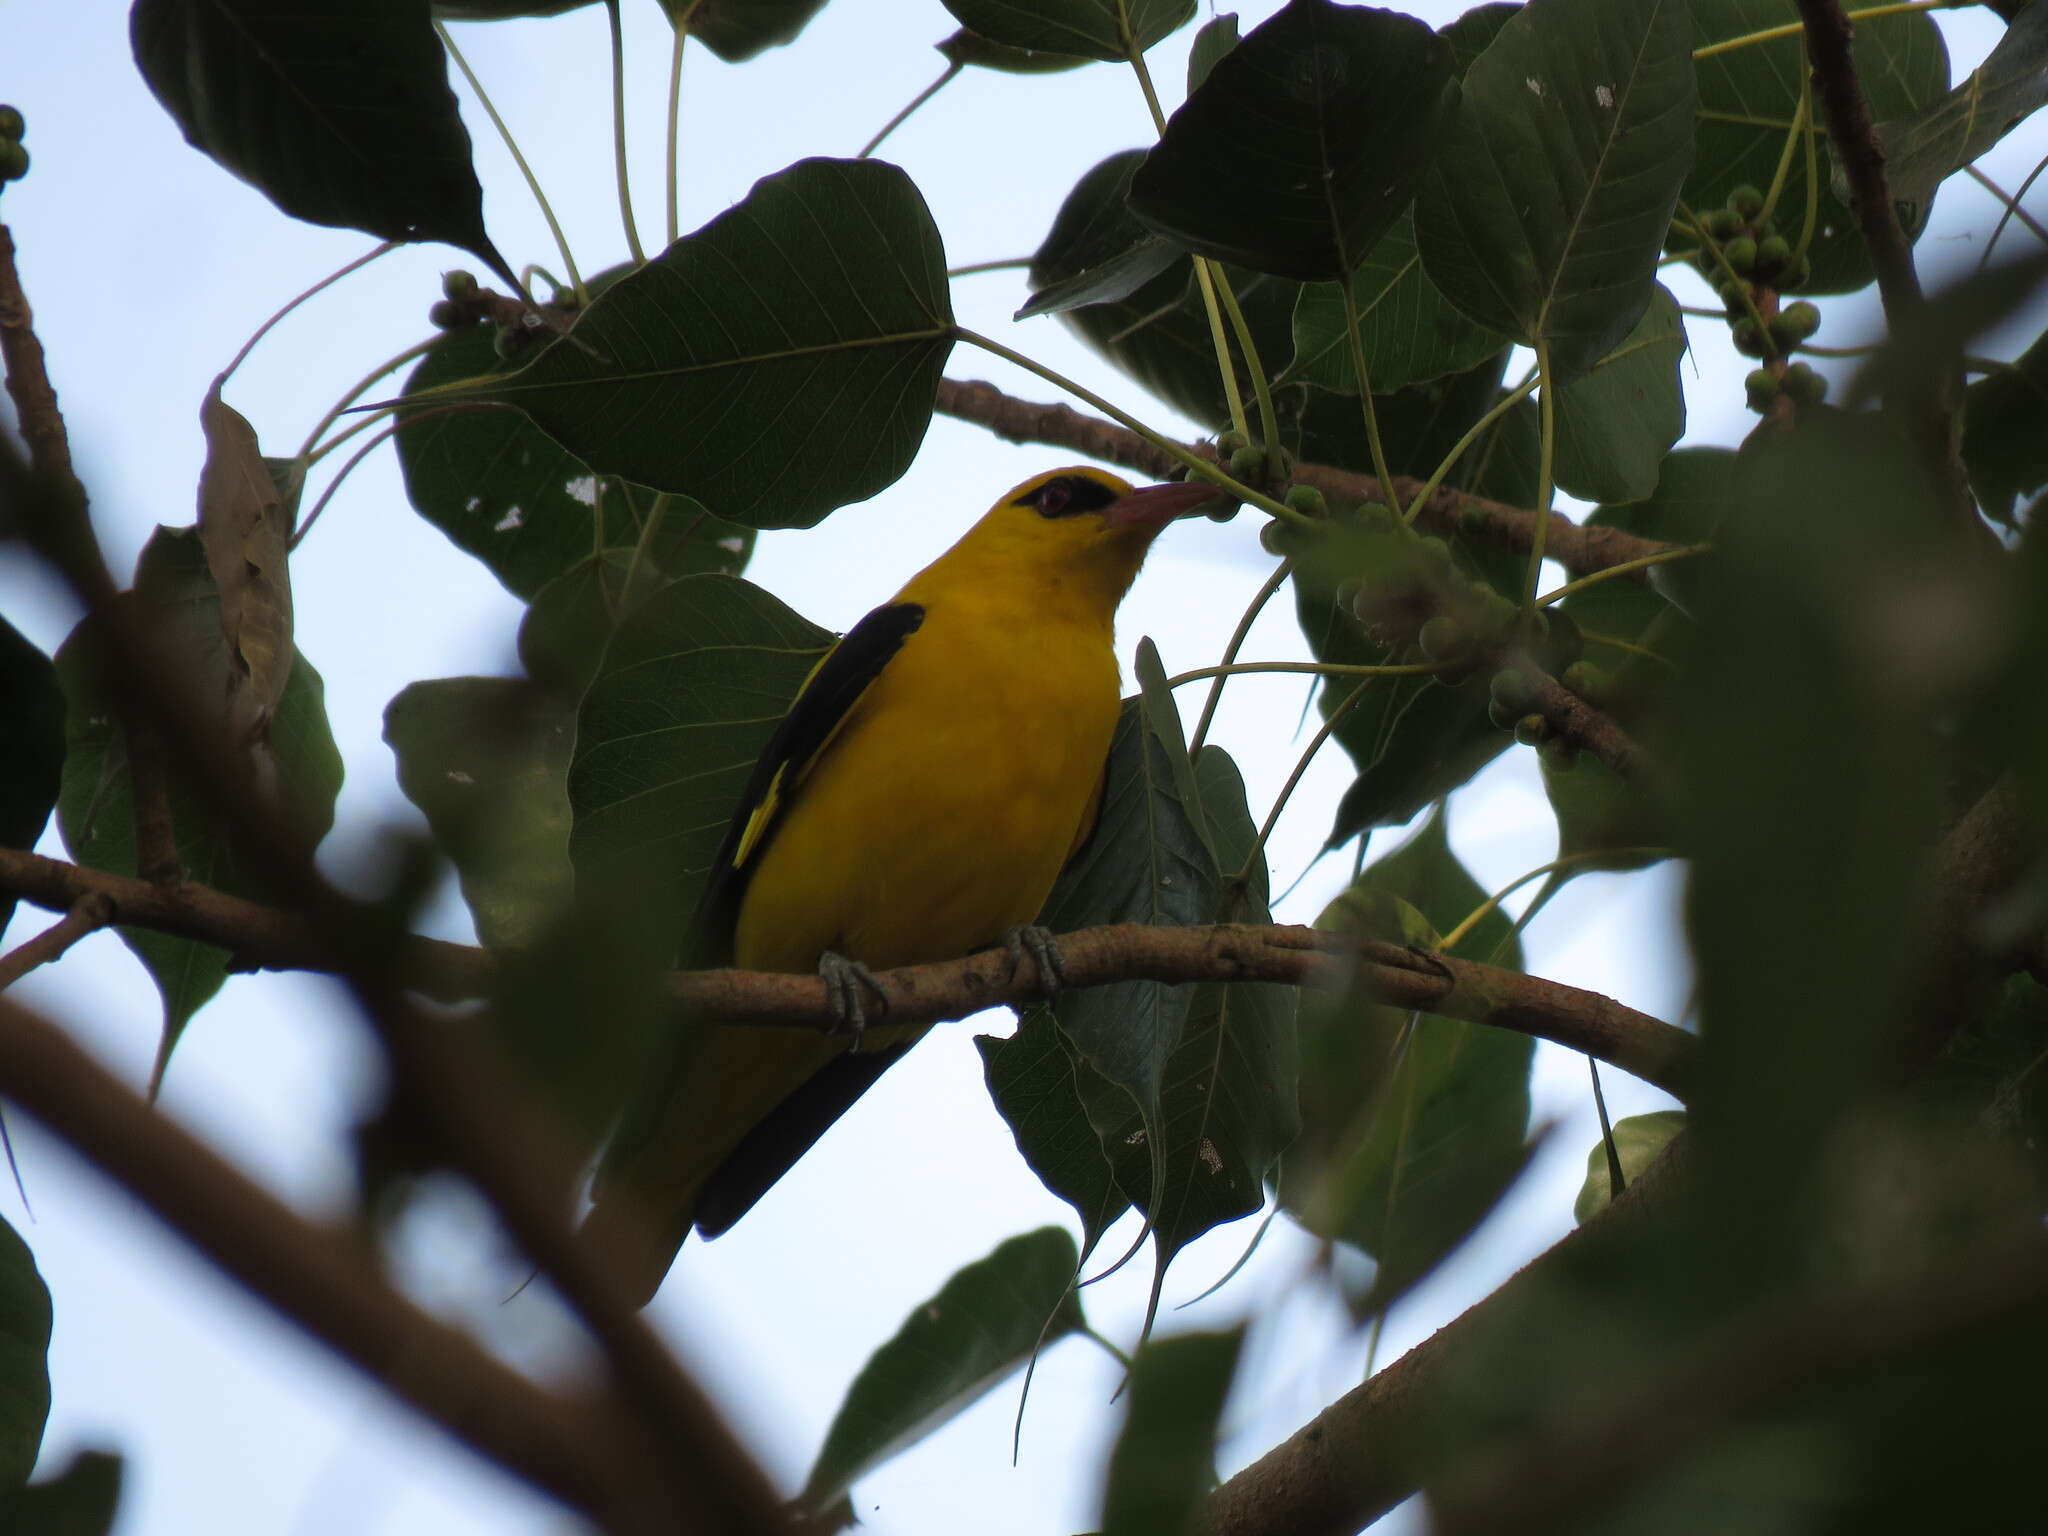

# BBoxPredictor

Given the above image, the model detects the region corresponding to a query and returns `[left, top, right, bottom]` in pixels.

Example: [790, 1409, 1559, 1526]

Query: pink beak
[1103, 479, 1231, 531]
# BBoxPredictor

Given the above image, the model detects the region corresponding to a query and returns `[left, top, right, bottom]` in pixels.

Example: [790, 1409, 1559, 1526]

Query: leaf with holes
[468, 160, 952, 529]
[1415, 0, 1695, 382]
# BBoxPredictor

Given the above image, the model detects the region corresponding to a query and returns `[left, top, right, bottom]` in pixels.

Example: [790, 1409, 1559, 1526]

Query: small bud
[0, 106, 24, 141]
[1772, 300, 1821, 347]
[1490, 667, 1540, 715]
[1745, 366, 1779, 413]
[1722, 235, 1758, 274]
[1729, 184, 1765, 221]
[1285, 484, 1328, 518]
[1419, 615, 1467, 663]
[1732, 317, 1769, 358]
[1228, 445, 1264, 481]
[1781, 362, 1828, 403]
[1215, 429, 1249, 457]
[1513, 713, 1550, 747]
[1705, 207, 1741, 241]
[441, 269, 480, 302]
[428, 299, 467, 329]
[1539, 735, 1581, 772]
[0, 140, 27, 183]
[1755, 233, 1792, 280]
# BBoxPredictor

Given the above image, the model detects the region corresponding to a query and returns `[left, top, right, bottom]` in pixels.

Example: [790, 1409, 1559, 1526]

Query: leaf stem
[665, 2, 703, 249]
[295, 337, 440, 465]
[436, 21, 586, 303]
[1526, 339, 1557, 607]
[1211, 265, 1282, 451]
[1438, 847, 1671, 954]
[1966, 162, 2048, 260]
[858, 62, 964, 158]
[1760, 76, 1810, 225]
[219, 243, 397, 388]
[1402, 368, 1543, 527]
[1169, 658, 1448, 691]
[950, 327, 1314, 528]
[604, 0, 647, 266]
[1689, 0, 1952, 60]
[1533, 544, 1712, 607]
[1189, 561, 1291, 756]
[1337, 279, 1404, 520]
[947, 257, 1033, 278]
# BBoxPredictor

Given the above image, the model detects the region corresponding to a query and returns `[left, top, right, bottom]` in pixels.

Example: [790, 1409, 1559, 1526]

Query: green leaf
[1684, 0, 1947, 295]
[1573, 1109, 1685, 1222]
[1129, 0, 1459, 281]
[978, 1010, 1128, 1257]
[936, 27, 1092, 73]
[1962, 324, 2048, 527]
[1441, 0, 1515, 74]
[399, 272, 754, 600]
[1015, 236, 1186, 320]
[55, 529, 344, 1084]
[516, 537, 743, 697]
[1098, 1328, 1243, 1536]
[130, 0, 513, 285]
[1866, 2, 2047, 236]
[0, 1213, 50, 1492]
[1286, 808, 1534, 1307]
[384, 678, 574, 952]
[1552, 283, 1686, 504]
[937, 0, 1193, 63]
[1286, 209, 1511, 394]
[430, 0, 596, 18]
[470, 159, 952, 529]
[0, 1450, 122, 1536]
[1028, 152, 1300, 431]
[683, 0, 832, 62]
[1415, 0, 1696, 382]
[1185, 12, 1238, 92]
[1036, 694, 1218, 1135]
[0, 618, 63, 936]
[1566, 448, 1729, 648]
[799, 1228, 1084, 1513]
[567, 574, 832, 959]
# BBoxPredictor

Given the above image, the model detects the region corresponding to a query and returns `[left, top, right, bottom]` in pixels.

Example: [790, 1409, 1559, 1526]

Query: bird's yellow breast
[733, 582, 1120, 975]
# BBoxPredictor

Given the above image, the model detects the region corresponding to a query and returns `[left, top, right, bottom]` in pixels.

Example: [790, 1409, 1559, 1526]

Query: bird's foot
[1001, 924, 1067, 1000]
[818, 949, 888, 1052]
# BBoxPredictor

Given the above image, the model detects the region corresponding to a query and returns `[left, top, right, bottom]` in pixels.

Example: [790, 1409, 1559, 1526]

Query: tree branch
[0, 848, 1698, 1101]
[0, 991, 675, 1532]
[932, 378, 1678, 578]
[0, 895, 111, 991]
[1792, 0, 1982, 543]
[1522, 667, 1657, 787]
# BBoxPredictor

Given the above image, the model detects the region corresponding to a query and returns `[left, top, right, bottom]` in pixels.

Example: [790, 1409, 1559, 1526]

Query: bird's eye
[1033, 480, 1072, 516]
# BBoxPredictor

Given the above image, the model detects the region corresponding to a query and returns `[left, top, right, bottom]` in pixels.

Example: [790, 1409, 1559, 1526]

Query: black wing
[687, 600, 925, 966]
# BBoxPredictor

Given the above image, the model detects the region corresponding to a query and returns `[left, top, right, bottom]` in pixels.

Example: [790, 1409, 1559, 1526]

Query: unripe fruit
[1782, 362, 1827, 403]
[1418, 535, 1451, 570]
[1755, 233, 1792, 278]
[1539, 736, 1581, 772]
[1779, 252, 1811, 291]
[1259, 519, 1287, 556]
[0, 141, 27, 182]
[0, 106, 23, 141]
[1732, 317, 1769, 358]
[1722, 235, 1758, 274]
[441, 269, 479, 301]
[1715, 272, 1750, 311]
[1490, 667, 1540, 715]
[1419, 615, 1467, 662]
[1772, 300, 1821, 346]
[1513, 713, 1549, 747]
[1215, 429, 1249, 457]
[491, 325, 519, 360]
[1474, 592, 1519, 642]
[1537, 607, 1584, 670]
[1705, 208, 1741, 241]
[1745, 366, 1779, 412]
[1730, 184, 1765, 220]
[428, 299, 467, 329]
[1357, 500, 1398, 534]
[1488, 696, 1520, 731]
[1228, 445, 1264, 481]
[1285, 484, 1328, 518]
[1561, 660, 1613, 708]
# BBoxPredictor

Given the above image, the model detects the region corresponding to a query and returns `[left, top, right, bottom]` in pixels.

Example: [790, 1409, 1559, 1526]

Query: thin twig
[0, 896, 112, 991]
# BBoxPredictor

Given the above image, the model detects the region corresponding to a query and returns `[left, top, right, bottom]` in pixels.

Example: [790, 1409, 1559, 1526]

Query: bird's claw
[818, 950, 887, 1052]
[1002, 924, 1067, 999]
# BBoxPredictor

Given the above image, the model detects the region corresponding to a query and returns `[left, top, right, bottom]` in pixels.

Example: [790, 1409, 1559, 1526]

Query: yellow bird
[583, 465, 1220, 1305]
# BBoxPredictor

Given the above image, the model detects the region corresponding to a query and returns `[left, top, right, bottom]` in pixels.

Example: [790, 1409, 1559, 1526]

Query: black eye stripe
[1013, 474, 1120, 518]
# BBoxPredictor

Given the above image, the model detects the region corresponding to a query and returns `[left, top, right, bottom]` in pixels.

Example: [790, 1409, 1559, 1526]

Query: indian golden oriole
[582, 464, 1221, 1305]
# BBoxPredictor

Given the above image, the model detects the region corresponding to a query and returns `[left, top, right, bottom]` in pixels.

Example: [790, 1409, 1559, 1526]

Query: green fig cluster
[0, 106, 27, 188]
[430, 269, 485, 331]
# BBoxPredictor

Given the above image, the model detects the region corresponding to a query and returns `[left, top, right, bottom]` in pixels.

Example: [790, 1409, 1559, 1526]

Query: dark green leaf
[938, 0, 1193, 63]
[1130, 0, 1458, 281]
[384, 678, 574, 952]
[471, 159, 952, 529]
[1441, 0, 1515, 75]
[567, 574, 831, 959]
[978, 1010, 1128, 1256]
[1185, 12, 1238, 92]
[0, 1213, 50, 1492]
[0, 1450, 122, 1536]
[1684, 0, 1947, 294]
[1564, 448, 1729, 650]
[55, 529, 344, 1083]
[1015, 236, 1185, 320]
[0, 618, 63, 936]
[1286, 209, 1510, 393]
[1866, 1, 2047, 235]
[1553, 283, 1686, 504]
[1572, 1109, 1685, 1222]
[517, 537, 747, 697]
[937, 27, 1091, 72]
[1286, 808, 1534, 1307]
[799, 1228, 1084, 1512]
[1029, 152, 1300, 431]
[1038, 691, 1218, 1133]
[1099, 1328, 1243, 1536]
[685, 0, 832, 62]
[1415, 0, 1696, 381]
[130, 0, 512, 284]
[1962, 325, 2048, 526]
[431, 0, 595, 17]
